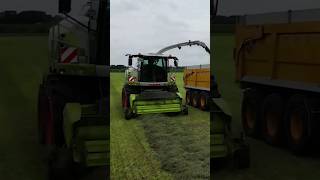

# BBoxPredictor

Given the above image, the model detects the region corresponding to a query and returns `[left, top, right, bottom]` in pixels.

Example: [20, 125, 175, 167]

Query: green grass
[0, 36, 48, 179]
[110, 73, 210, 179]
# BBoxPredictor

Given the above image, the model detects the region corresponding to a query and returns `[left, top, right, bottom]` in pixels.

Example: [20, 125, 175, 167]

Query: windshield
[139, 56, 168, 82]
[141, 57, 166, 68]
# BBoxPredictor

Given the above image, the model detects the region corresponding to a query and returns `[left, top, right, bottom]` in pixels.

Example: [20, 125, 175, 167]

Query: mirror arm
[62, 13, 96, 33]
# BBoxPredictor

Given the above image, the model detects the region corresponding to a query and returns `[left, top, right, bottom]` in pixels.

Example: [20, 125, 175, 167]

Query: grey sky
[110, 0, 210, 66]
[219, 0, 320, 16]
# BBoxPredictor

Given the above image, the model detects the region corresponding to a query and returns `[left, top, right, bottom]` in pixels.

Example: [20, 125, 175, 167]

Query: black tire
[168, 85, 178, 92]
[48, 148, 74, 180]
[186, 90, 191, 105]
[199, 92, 209, 111]
[191, 91, 199, 108]
[38, 84, 46, 144]
[285, 95, 311, 155]
[122, 88, 133, 120]
[121, 88, 126, 108]
[241, 89, 263, 137]
[262, 93, 284, 145]
[182, 105, 188, 115]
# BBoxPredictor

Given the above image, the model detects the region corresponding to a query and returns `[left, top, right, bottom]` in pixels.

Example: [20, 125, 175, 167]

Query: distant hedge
[0, 23, 54, 34]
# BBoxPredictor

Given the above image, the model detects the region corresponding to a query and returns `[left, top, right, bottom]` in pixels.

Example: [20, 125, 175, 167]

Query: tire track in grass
[140, 112, 210, 180]
[110, 73, 173, 179]
[135, 73, 210, 179]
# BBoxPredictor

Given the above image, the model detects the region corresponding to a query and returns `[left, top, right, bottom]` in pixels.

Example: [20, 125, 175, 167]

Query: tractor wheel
[186, 90, 191, 105]
[191, 92, 199, 108]
[182, 105, 188, 115]
[262, 93, 284, 145]
[38, 84, 47, 144]
[241, 89, 263, 137]
[285, 95, 311, 155]
[39, 92, 55, 145]
[121, 88, 126, 108]
[48, 148, 74, 180]
[199, 92, 209, 111]
[122, 88, 133, 120]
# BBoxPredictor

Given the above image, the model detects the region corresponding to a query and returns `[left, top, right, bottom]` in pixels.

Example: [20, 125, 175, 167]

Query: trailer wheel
[242, 89, 263, 137]
[186, 90, 191, 105]
[191, 92, 199, 107]
[199, 92, 209, 111]
[122, 88, 133, 120]
[285, 95, 311, 155]
[262, 93, 284, 145]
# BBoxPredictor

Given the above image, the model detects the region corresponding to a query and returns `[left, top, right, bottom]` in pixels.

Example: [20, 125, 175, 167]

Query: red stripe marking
[60, 47, 68, 55]
[62, 49, 78, 63]
[59, 47, 68, 62]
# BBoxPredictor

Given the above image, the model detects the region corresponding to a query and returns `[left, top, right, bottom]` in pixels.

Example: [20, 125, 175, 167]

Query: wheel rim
[266, 110, 279, 137]
[192, 94, 197, 106]
[200, 95, 206, 108]
[245, 105, 255, 129]
[290, 109, 304, 143]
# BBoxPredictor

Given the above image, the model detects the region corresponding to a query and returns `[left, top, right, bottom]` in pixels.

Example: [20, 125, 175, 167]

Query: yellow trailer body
[183, 65, 210, 110]
[235, 11, 320, 154]
[184, 65, 210, 91]
[235, 21, 320, 90]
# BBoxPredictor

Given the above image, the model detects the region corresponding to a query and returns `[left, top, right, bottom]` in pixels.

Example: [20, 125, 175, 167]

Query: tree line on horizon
[0, 10, 62, 33]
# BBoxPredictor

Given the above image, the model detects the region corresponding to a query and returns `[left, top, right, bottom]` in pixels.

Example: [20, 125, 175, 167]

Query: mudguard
[212, 98, 232, 118]
[63, 103, 82, 147]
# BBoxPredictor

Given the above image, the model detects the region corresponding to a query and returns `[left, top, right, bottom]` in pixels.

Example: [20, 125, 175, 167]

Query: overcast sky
[110, 0, 210, 66]
[2, 1, 320, 65]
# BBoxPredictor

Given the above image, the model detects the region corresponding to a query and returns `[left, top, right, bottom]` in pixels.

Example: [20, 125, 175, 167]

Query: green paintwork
[51, 63, 108, 77]
[211, 101, 230, 159]
[212, 98, 232, 117]
[63, 103, 82, 147]
[129, 94, 183, 114]
[63, 103, 109, 167]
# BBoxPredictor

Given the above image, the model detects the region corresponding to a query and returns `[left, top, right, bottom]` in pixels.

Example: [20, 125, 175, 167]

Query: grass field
[110, 73, 210, 179]
[212, 34, 320, 180]
[0, 36, 48, 179]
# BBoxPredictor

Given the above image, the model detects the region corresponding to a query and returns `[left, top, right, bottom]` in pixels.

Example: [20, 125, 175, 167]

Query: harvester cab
[126, 53, 178, 84]
[122, 53, 188, 120]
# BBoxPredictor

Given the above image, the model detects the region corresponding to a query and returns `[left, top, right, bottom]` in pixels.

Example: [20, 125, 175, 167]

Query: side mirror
[59, 0, 72, 14]
[128, 57, 133, 66]
[174, 60, 178, 67]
